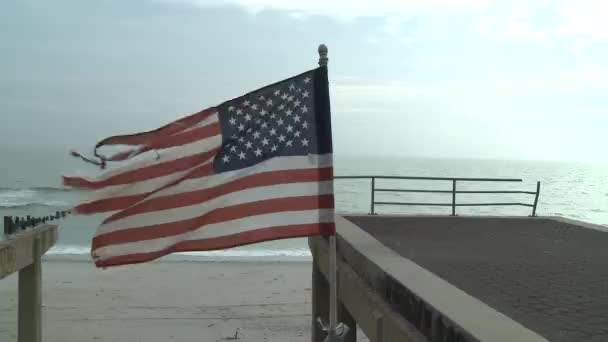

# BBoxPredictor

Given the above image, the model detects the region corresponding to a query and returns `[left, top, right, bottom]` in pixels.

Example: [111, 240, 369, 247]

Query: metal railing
[334, 176, 541, 216]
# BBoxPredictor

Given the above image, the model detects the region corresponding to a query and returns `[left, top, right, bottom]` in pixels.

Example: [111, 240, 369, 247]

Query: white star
[238, 151, 246, 160]
[271, 145, 278, 152]
[261, 122, 268, 128]
[297, 88, 302, 93]
[278, 134, 286, 142]
[286, 109, 293, 116]
[286, 140, 293, 147]
[238, 123, 245, 131]
[287, 95, 294, 102]
[281, 93, 288, 100]
[246, 127, 252, 133]
[301, 105, 308, 113]
[228, 106, 235, 112]
[270, 113, 276, 119]
[230, 145, 237, 153]
[251, 104, 258, 110]
[302, 91, 309, 98]
[277, 118, 284, 125]
[301, 138, 309, 146]
[244, 114, 252, 121]
[294, 131, 301, 138]
[266, 99, 273, 106]
[294, 100, 301, 107]
[245, 141, 253, 149]
[293, 114, 301, 123]
[254, 148, 262, 157]
[236, 108, 243, 115]
[278, 104, 285, 110]
[274, 89, 281, 96]
[238, 136, 244, 143]
[304, 77, 311, 83]
[269, 128, 277, 136]
[231, 133, 238, 139]
[289, 83, 295, 90]
[261, 138, 269, 146]
[229, 117, 236, 125]
[222, 155, 230, 163]
[260, 109, 267, 116]
[242, 100, 250, 107]
[302, 121, 309, 129]
[253, 131, 261, 139]
[258, 95, 265, 101]
[286, 125, 294, 133]
[255, 118, 262, 124]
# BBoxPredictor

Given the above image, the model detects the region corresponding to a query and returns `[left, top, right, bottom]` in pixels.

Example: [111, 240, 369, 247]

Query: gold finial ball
[318, 44, 328, 66]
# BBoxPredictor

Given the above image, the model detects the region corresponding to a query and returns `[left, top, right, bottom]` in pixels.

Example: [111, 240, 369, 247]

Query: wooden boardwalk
[310, 215, 608, 342]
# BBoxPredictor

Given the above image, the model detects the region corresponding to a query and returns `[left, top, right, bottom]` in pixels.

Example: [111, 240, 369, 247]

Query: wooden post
[312, 257, 330, 342]
[18, 236, 42, 342]
[3, 216, 9, 235]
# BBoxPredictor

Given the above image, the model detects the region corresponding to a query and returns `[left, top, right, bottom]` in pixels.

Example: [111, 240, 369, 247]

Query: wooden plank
[0, 225, 58, 279]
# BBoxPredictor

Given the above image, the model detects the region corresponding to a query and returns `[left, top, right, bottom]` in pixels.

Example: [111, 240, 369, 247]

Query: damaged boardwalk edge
[1, 224, 58, 342]
[309, 215, 548, 342]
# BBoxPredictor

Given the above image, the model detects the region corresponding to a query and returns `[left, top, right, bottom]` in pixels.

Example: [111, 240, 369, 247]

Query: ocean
[1, 147, 607, 262]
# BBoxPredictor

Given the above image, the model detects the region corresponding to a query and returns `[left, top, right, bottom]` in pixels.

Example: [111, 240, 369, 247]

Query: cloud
[179, 0, 491, 19]
[555, 0, 608, 41]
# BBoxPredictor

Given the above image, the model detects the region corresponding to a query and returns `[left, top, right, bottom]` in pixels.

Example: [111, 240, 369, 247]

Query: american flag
[64, 67, 335, 267]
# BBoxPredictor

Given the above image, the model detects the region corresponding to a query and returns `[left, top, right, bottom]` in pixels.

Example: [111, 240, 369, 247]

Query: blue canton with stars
[214, 69, 328, 172]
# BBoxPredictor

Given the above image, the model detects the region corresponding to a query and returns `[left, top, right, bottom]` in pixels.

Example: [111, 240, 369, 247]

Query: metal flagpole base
[317, 317, 350, 342]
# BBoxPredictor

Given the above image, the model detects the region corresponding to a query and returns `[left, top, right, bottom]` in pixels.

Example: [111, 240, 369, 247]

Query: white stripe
[93, 208, 334, 261]
[70, 113, 219, 183]
[96, 154, 332, 230]
[77, 134, 221, 204]
[148, 154, 333, 198]
[82, 152, 329, 211]
[180, 112, 219, 133]
[97, 179, 334, 235]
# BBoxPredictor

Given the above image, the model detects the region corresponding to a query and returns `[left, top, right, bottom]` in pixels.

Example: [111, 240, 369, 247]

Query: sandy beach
[0, 258, 362, 342]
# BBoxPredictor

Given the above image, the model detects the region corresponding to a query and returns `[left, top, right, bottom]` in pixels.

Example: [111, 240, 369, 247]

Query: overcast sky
[1, 0, 607, 162]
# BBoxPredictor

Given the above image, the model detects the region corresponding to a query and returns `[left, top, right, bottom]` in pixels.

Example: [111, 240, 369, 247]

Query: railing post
[370, 177, 376, 215]
[19, 236, 42, 342]
[531, 181, 541, 217]
[451, 180, 456, 216]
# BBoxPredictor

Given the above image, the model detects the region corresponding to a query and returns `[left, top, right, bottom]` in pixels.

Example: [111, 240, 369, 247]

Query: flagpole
[318, 43, 338, 342]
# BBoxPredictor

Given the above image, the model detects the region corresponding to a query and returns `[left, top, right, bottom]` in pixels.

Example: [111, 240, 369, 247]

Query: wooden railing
[334, 176, 541, 216]
[1, 224, 58, 342]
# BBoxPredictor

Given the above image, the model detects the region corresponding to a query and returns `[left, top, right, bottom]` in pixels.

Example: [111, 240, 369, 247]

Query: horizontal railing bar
[455, 190, 537, 194]
[374, 189, 537, 194]
[374, 202, 534, 207]
[375, 189, 453, 193]
[374, 202, 454, 206]
[334, 176, 522, 182]
[454, 203, 534, 207]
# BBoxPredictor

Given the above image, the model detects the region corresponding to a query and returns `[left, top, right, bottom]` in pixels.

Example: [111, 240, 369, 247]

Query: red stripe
[94, 222, 335, 268]
[102, 167, 334, 223]
[63, 149, 218, 190]
[92, 194, 334, 249]
[99, 109, 217, 147]
[71, 162, 216, 214]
